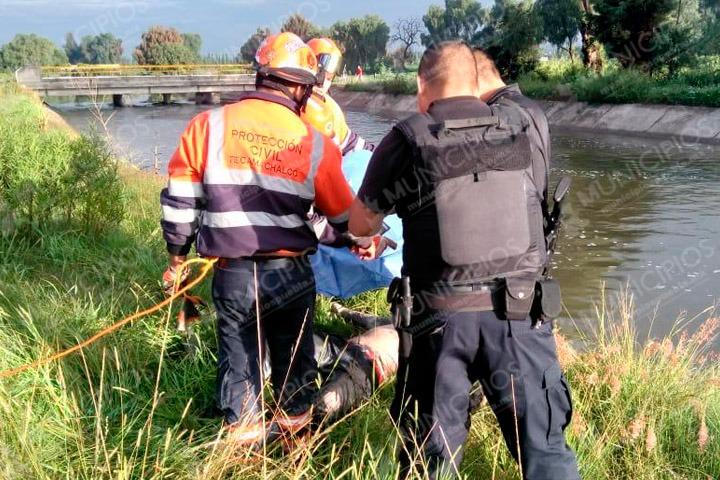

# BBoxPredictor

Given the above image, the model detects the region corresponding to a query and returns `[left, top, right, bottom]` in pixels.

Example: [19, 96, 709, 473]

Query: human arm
[160, 112, 209, 256]
[349, 199, 385, 237]
[313, 136, 355, 233]
[340, 130, 375, 156]
[160, 112, 209, 293]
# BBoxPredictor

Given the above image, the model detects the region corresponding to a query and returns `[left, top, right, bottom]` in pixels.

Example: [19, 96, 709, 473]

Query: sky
[0, 0, 453, 56]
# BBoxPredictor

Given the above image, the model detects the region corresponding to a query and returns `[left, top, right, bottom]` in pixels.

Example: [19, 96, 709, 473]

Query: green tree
[281, 14, 322, 41]
[182, 33, 202, 56]
[65, 33, 124, 65]
[651, 0, 704, 74]
[64, 33, 82, 64]
[591, 0, 677, 69]
[0, 34, 67, 71]
[578, 0, 604, 72]
[135, 26, 198, 65]
[481, 0, 544, 78]
[536, 0, 583, 62]
[78, 33, 123, 64]
[142, 43, 198, 65]
[331, 15, 390, 73]
[421, 0, 486, 46]
[238, 27, 271, 63]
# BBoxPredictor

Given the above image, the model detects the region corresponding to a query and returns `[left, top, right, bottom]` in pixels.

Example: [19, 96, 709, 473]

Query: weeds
[0, 84, 125, 234]
[342, 56, 720, 107]
[0, 85, 718, 480]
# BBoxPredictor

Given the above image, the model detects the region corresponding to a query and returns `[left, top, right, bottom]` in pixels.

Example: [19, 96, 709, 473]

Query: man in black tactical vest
[349, 42, 580, 479]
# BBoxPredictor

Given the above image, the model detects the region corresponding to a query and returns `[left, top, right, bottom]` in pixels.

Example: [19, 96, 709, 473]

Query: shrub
[379, 74, 417, 95]
[0, 88, 125, 234]
[516, 57, 720, 107]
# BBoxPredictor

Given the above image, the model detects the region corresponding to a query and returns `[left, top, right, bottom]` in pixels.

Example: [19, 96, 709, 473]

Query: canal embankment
[2, 83, 720, 478]
[333, 90, 720, 145]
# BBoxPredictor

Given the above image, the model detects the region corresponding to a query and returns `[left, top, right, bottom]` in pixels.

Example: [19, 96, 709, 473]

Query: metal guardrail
[40, 64, 254, 77]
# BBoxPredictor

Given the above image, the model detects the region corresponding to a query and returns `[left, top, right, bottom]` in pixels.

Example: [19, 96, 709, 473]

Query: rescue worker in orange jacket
[303, 38, 374, 155]
[160, 32, 355, 448]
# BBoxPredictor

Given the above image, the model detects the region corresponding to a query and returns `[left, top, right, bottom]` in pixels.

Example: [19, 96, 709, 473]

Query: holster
[387, 277, 403, 329]
[535, 278, 563, 320]
[387, 277, 414, 360]
[503, 277, 536, 320]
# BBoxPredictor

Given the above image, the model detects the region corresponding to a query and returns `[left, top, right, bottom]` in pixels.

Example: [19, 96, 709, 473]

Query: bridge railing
[40, 64, 255, 77]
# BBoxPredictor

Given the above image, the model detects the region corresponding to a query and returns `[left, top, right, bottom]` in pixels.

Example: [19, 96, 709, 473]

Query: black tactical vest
[394, 98, 547, 289]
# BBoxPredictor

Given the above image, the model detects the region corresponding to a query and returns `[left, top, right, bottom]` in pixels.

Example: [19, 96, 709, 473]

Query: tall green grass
[341, 56, 720, 107]
[0, 86, 718, 479]
[519, 57, 720, 107]
[0, 84, 125, 237]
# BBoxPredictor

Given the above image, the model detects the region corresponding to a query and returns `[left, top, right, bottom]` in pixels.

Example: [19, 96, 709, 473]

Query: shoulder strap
[394, 112, 434, 147]
[492, 92, 550, 215]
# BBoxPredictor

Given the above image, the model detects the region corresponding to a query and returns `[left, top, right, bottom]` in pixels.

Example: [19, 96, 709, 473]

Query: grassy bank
[342, 56, 720, 108]
[0, 86, 719, 479]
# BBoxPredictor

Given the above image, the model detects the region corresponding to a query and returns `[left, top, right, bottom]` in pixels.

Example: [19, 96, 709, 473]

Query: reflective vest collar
[233, 90, 300, 115]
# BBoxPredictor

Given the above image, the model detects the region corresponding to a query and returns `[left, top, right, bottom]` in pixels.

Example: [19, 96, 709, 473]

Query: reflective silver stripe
[328, 210, 350, 224]
[207, 107, 225, 174]
[307, 129, 324, 185]
[339, 130, 351, 151]
[162, 205, 201, 223]
[312, 216, 329, 239]
[167, 179, 204, 198]
[203, 211, 307, 229]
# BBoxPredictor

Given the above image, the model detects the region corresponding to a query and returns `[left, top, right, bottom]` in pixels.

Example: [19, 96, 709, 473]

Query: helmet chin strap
[297, 84, 314, 112]
[256, 76, 314, 113]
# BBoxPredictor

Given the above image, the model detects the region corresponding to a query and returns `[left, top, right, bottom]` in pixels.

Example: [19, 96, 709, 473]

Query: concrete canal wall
[332, 90, 720, 145]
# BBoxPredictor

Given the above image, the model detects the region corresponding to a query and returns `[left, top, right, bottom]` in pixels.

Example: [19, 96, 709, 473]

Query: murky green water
[54, 100, 720, 343]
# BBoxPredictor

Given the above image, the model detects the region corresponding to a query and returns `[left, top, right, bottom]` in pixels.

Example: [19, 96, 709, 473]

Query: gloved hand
[162, 261, 189, 297]
[352, 235, 394, 260]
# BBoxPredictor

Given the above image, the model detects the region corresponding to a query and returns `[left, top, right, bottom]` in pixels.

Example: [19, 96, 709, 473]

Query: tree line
[1, 0, 719, 78]
[418, 0, 720, 78]
[0, 26, 205, 71]
[236, 0, 720, 78]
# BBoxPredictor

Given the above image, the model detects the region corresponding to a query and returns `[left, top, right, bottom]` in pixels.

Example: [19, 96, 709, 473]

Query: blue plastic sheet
[311, 149, 404, 298]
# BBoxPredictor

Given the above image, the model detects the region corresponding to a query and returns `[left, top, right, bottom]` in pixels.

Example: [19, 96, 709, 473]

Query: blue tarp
[311, 149, 404, 298]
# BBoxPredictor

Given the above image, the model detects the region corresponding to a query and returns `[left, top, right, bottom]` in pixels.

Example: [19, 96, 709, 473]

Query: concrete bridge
[16, 65, 256, 106]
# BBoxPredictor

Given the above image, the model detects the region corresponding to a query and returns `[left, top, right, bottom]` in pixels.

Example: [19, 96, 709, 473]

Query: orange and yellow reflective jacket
[160, 91, 354, 258]
[303, 91, 372, 156]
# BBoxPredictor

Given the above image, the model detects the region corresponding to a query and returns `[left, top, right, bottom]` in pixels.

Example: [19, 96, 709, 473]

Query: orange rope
[0, 258, 217, 380]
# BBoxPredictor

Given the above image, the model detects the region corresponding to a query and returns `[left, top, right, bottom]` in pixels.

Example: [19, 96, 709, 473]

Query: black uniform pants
[392, 309, 579, 480]
[212, 257, 318, 425]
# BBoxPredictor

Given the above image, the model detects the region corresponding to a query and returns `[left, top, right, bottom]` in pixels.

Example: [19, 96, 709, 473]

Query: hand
[353, 236, 393, 260]
[163, 255, 188, 297]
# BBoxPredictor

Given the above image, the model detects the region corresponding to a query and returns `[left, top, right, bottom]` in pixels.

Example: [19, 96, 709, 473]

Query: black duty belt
[419, 281, 501, 312]
[218, 256, 309, 270]
[424, 291, 495, 312]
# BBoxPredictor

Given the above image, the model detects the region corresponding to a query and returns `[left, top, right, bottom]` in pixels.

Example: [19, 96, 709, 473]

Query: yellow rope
[0, 257, 217, 380]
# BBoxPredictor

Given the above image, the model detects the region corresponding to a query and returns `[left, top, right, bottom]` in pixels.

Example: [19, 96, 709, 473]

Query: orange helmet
[255, 32, 318, 86]
[307, 38, 343, 77]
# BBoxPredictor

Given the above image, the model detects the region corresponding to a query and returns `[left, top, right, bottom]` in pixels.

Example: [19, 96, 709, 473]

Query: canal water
[53, 100, 720, 344]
